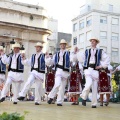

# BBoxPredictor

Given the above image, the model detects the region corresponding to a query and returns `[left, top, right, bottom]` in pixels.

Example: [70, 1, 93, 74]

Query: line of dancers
[0, 38, 119, 108]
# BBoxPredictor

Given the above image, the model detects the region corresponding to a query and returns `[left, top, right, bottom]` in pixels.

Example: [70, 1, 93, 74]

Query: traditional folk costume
[69, 62, 82, 94]
[98, 65, 113, 95]
[78, 38, 110, 108]
[18, 42, 45, 105]
[98, 65, 113, 106]
[47, 39, 76, 106]
[45, 65, 55, 93]
[0, 46, 8, 97]
[0, 43, 24, 104]
[68, 61, 83, 105]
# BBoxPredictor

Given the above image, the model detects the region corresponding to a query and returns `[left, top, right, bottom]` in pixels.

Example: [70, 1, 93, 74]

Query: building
[72, 0, 120, 63]
[57, 32, 72, 51]
[47, 18, 58, 54]
[0, 0, 52, 93]
[0, 0, 51, 55]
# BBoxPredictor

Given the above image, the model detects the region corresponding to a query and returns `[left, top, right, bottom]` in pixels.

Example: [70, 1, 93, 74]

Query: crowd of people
[0, 37, 119, 108]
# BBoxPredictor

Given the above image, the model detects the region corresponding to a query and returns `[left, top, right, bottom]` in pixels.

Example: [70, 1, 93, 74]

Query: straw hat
[89, 38, 100, 43]
[13, 43, 20, 48]
[59, 39, 67, 44]
[0, 46, 4, 50]
[35, 42, 43, 47]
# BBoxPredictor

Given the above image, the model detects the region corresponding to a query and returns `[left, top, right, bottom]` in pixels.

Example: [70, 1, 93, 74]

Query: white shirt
[11, 53, 21, 69]
[89, 48, 97, 64]
[58, 49, 66, 65]
[34, 52, 41, 68]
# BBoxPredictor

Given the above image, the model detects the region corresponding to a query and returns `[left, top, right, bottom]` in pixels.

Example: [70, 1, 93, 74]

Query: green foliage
[0, 111, 29, 120]
[111, 75, 119, 93]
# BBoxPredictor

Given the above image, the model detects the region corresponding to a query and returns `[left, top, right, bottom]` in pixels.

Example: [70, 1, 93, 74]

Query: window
[100, 31, 107, 39]
[112, 18, 119, 25]
[100, 47, 107, 52]
[86, 31, 92, 41]
[86, 46, 91, 49]
[100, 16, 107, 24]
[112, 51, 118, 56]
[79, 20, 84, 29]
[73, 23, 77, 31]
[73, 37, 77, 45]
[112, 33, 118, 41]
[79, 34, 84, 43]
[109, 4, 113, 12]
[112, 50, 119, 62]
[86, 16, 92, 26]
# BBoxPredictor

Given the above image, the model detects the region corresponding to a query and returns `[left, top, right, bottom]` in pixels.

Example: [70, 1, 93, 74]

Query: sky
[13, 0, 86, 33]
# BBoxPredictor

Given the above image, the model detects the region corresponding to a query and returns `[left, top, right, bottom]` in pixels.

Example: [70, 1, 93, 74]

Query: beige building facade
[0, 0, 52, 92]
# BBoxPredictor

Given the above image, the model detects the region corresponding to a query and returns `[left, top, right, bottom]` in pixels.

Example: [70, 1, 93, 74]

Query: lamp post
[9, 39, 15, 56]
[20, 44, 25, 53]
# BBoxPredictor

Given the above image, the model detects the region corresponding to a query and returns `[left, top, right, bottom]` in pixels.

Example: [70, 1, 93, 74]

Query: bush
[0, 111, 29, 120]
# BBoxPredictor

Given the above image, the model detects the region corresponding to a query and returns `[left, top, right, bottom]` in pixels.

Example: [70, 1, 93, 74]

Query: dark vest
[0, 57, 6, 74]
[31, 53, 45, 73]
[84, 49, 102, 70]
[8, 54, 24, 73]
[55, 51, 70, 72]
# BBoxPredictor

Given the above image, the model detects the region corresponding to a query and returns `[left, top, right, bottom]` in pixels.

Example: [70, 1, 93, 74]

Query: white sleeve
[22, 57, 31, 66]
[70, 52, 77, 62]
[77, 51, 85, 63]
[108, 65, 113, 71]
[117, 65, 120, 70]
[1, 54, 8, 64]
[79, 62, 83, 71]
[45, 55, 54, 66]
[100, 50, 110, 68]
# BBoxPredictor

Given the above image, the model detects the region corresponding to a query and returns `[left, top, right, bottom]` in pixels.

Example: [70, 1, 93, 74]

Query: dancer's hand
[74, 47, 79, 53]
[95, 66, 102, 70]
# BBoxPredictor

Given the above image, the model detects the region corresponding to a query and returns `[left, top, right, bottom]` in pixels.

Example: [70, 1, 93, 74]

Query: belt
[10, 69, 18, 72]
[32, 68, 38, 71]
[56, 64, 63, 69]
[88, 64, 95, 68]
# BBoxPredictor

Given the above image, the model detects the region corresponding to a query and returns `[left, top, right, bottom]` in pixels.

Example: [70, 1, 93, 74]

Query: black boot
[100, 102, 103, 106]
[35, 102, 40, 105]
[91, 105, 97, 108]
[47, 98, 53, 104]
[82, 99, 86, 106]
[17, 96, 25, 101]
[104, 102, 109, 106]
[0, 97, 5, 102]
[13, 102, 17, 104]
[57, 104, 62, 106]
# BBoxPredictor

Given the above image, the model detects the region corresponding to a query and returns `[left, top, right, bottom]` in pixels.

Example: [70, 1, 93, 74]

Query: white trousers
[1, 78, 21, 102]
[19, 74, 43, 103]
[0, 80, 4, 98]
[80, 68, 98, 106]
[48, 75, 67, 104]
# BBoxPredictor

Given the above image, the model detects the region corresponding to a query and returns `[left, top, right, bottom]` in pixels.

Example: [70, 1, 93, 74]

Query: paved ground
[0, 101, 120, 120]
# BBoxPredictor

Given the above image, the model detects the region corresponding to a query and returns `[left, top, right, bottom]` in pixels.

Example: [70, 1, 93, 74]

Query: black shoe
[47, 98, 53, 104]
[71, 102, 79, 105]
[104, 102, 109, 106]
[17, 96, 25, 101]
[100, 102, 103, 106]
[13, 102, 17, 104]
[57, 104, 62, 106]
[92, 106, 97, 108]
[0, 97, 5, 102]
[82, 99, 86, 106]
[35, 102, 40, 105]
